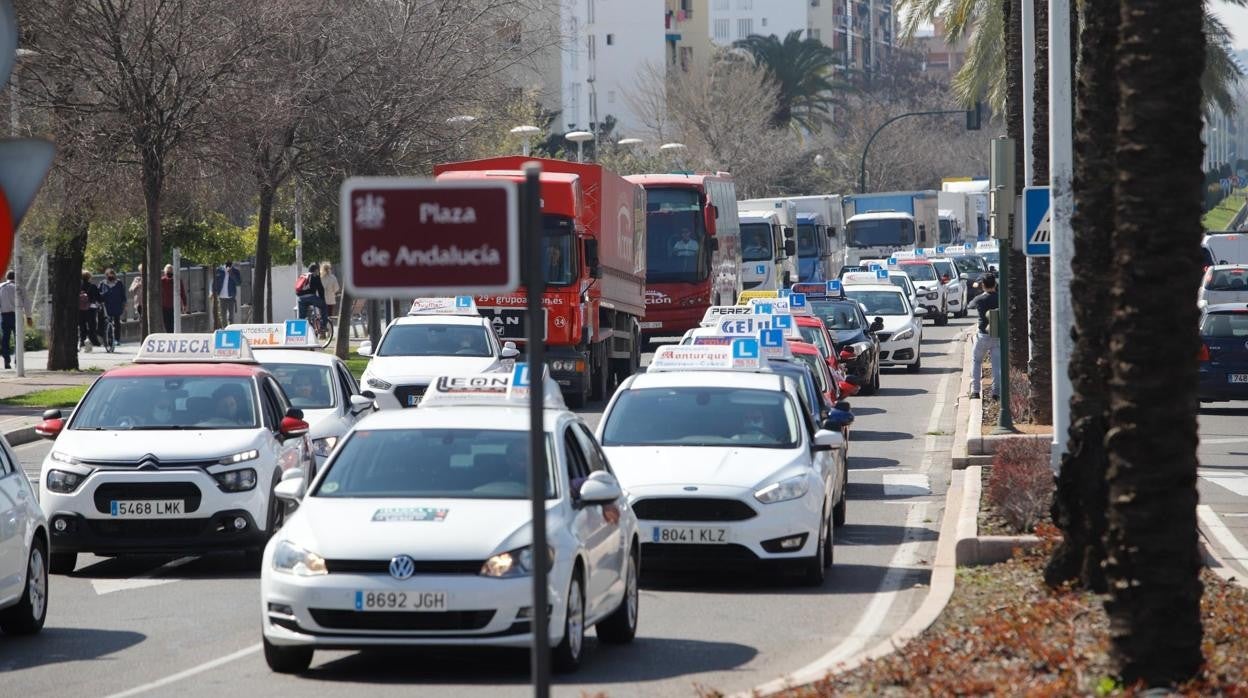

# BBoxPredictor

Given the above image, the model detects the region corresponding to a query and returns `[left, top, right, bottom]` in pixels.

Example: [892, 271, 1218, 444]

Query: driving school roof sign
[340, 178, 519, 298]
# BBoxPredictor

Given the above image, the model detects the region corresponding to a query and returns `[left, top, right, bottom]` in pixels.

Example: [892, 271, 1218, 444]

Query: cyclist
[99, 268, 127, 346]
[295, 263, 329, 336]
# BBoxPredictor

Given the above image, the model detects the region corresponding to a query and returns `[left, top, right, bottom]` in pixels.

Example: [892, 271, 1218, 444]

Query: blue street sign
[876, 269, 889, 280]
[936, 246, 946, 254]
[732, 338, 759, 359]
[455, 295, 473, 308]
[789, 293, 807, 308]
[214, 330, 242, 350]
[772, 314, 793, 330]
[511, 362, 530, 387]
[887, 257, 897, 265]
[826, 280, 842, 294]
[284, 319, 309, 338]
[759, 329, 785, 348]
[1023, 186, 1051, 257]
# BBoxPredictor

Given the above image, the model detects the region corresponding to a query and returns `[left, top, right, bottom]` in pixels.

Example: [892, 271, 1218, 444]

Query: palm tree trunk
[1046, 0, 1117, 593]
[1103, 0, 1205, 685]
[1026, 0, 1052, 424]
[1004, 0, 1029, 372]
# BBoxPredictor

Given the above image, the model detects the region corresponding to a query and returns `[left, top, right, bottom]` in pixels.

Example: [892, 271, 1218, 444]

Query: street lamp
[565, 130, 594, 163]
[510, 125, 542, 156]
[660, 142, 687, 170]
[618, 138, 644, 147]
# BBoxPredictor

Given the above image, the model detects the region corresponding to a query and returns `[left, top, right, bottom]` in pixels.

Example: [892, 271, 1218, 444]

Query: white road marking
[1201, 475, 1248, 498]
[882, 474, 931, 497]
[1201, 437, 1248, 445]
[91, 555, 197, 596]
[1199, 505, 1248, 574]
[104, 643, 262, 698]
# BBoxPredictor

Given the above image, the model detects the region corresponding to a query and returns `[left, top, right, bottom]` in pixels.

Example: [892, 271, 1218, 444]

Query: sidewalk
[0, 343, 139, 445]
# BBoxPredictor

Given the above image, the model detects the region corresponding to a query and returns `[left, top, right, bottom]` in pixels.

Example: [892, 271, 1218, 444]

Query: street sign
[339, 177, 520, 298]
[1023, 186, 1051, 257]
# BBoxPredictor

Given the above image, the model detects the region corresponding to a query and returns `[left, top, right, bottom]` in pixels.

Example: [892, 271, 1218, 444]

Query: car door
[0, 444, 24, 604]
[573, 423, 628, 614]
[335, 362, 364, 431]
[562, 426, 615, 618]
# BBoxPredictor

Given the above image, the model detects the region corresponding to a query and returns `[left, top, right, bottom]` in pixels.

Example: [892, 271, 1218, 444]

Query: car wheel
[801, 511, 829, 586]
[553, 570, 586, 673]
[263, 636, 313, 674]
[0, 539, 49, 635]
[862, 361, 880, 396]
[597, 545, 639, 644]
[906, 352, 923, 373]
[49, 551, 77, 575]
[833, 468, 848, 528]
[936, 303, 949, 326]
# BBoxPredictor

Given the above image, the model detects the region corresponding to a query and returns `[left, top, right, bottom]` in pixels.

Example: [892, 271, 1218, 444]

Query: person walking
[295, 263, 329, 336]
[99, 268, 127, 346]
[967, 273, 1000, 400]
[79, 270, 103, 351]
[212, 260, 242, 326]
[160, 264, 187, 333]
[0, 270, 33, 370]
[129, 264, 144, 324]
[319, 262, 340, 318]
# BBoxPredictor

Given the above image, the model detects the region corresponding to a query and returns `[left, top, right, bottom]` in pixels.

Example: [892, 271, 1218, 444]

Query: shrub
[987, 437, 1054, 534]
[23, 327, 45, 352]
[1007, 367, 1031, 423]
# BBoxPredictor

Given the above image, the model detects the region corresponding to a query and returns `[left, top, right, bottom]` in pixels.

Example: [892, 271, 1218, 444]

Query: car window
[266, 363, 335, 410]
[601, 387, 800, 449]
[572, 423, 611, 474]
[564, 428, 592, 485]
[377, 324, 494, 357]
[70, 375, 260, 430]
[0, 445, 13, 476]
[1202, 312, 1248, 338]
[845, 289, 908, 316]
[793, 353, 829, 394]
[900, 263, 937, 281]
[932, 261, 955, 279]
[810, 302, 862, 330]
[262, 378, 286, 429]
[1206, 268, 1248, 291]
[798, 325, 831, 356]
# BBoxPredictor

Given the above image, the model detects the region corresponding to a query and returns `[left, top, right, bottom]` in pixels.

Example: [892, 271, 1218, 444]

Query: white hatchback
[0, 435, 48, 635]
[259, 371, 640, 674]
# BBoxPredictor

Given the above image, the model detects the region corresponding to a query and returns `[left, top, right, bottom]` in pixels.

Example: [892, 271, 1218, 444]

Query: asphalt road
[1196, 402, 1248, 577]
[1, 319, 970, 698]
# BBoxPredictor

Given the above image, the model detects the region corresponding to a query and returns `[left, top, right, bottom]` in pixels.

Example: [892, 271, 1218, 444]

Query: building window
[737, 18, 753, 38]
[714, 18, 729, 40]
[761, 17, 767, 27]
[606, 33, 614, 45]
[587, 0, 595, 24]
[810, 28, 821, 41]
[588, 34, 596, 62]
[608, 90, 616, 104]
[735, 0, 752, 9]
[569, 83, 581, 128]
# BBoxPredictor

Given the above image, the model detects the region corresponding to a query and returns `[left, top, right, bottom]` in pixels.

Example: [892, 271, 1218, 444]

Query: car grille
[93, 483, 203, 514]
[87, 518, 208, 539]
[79, 458, 219, 470]
[394, 385, 427, 408]
[633, 497, 757, 522]
[324, 559, 484, 575]
[875, 332, 893, 342]
[309, 609, 495, 631]
[879, 351, 891, 361]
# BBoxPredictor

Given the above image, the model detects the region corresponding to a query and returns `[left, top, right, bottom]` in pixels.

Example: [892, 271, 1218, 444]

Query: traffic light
[966, 101, 983, 131]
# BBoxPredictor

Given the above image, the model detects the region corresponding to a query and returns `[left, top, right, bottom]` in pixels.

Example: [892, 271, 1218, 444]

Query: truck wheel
[590, 345, 609, 403]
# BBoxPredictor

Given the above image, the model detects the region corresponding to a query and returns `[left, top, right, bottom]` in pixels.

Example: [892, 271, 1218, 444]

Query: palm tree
[1002, 0, 1029, 374]
[1027, 0, 1051, 423]
[1044, 0, 1117, 594]
[732, 31, 846, 132]
[1103, 0, 1206, 685]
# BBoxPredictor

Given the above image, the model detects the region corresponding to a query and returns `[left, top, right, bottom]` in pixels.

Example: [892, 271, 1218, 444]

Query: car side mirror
[708, 236, 720, 252]
[941, 274, 950, 284]
[585, 238, 602, 279]
[280, 413, 309, 440]
[704, 204, 718, 236]
[36, 409, 65, 439]
[360, 389, 376, 400]
[989, 265, 998, 273]
[349, 394, 375, 415]
[501, 341, 520, 359]
[784, 239, 796, 257]
[578, 471, 622, 504]
[913, 306, 929, 317]
[870, 318, 885, 332]
[783, 226, 795, 239]
[823, 408, 854, 431]
[812, 429, 846, 452]
[357, 341, 373, 357]
[835, 400, 851, 412]
[827, 225, 837, 239]
[274, 472, 306, 506]
[838, 380, 859, 397]
[959, 273, 970, 281]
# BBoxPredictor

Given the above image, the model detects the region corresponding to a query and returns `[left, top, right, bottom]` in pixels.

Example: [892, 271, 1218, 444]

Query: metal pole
[522, 162, 551, 697]
[1049, 0, 1074, 470]
[172, 248, 182, 333]
[989, 137, 1017, 434]
[11, 66, 23, 376]
[859, 110, 968, 193]
[1022, 0, 1036, 361]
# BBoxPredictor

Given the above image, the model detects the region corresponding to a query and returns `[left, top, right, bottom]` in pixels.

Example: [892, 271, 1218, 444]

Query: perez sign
[340, 178, 519, 298]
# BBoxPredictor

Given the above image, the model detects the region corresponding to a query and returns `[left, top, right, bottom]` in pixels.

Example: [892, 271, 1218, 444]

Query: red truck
[434, 156, 647, 408]
[623, 173, 742, 347]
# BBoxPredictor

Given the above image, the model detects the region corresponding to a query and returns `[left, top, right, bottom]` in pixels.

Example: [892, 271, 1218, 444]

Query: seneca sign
[340, 177, 519, 298]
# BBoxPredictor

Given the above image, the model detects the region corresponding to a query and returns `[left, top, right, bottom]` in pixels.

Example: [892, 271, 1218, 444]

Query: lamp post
[618, 138, 644, 147]
[659, 142, 687, 171]
[11, 48, 36, 378]
[565, 130, 594, 163]
[446, 115, 476, 160]
[509, 125, 541, 156]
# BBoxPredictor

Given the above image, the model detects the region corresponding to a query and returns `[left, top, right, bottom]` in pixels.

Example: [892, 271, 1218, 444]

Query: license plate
[406, 394, 422, 406]
[1230, 374, 1248, 384]
[110, 500, 184, 518]
[640, 321, 662, 329]
[354, 590, 447, 611]
[651, 526, 727, 544]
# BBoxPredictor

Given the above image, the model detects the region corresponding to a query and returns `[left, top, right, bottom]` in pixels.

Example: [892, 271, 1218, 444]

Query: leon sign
[340, 177, 519, 298]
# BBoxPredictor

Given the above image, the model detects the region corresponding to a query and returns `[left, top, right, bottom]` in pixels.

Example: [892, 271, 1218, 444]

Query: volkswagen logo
[683, 486, 698, 492]
[389, 554, 416, 580]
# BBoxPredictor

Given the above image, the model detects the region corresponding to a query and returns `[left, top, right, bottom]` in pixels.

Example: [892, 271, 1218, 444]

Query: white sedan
[844, 285, 926, 373]
[259, 372, 640, 673]
[0, 435, 48, 635]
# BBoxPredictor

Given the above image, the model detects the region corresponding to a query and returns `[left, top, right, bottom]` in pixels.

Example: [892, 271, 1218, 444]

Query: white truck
[737, 201, 798, 291]
[741, 195, 845, 281]
[941, 178, 990, 242]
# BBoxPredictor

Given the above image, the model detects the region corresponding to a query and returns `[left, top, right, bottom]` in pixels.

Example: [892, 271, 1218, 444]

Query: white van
[1204, 233, 1248, 266]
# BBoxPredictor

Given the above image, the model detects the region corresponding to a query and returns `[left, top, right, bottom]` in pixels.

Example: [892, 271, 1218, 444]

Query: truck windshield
[797, 224, 820, 256]
[938, 219, 954, 244]
[741, 223, 774, 261]
[847, 218, 915, 247]
[543, 215, 576, 286]
[645, 187, 709, 283]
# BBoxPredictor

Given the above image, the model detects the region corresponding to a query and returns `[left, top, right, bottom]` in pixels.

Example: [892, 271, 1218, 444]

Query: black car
[951, 254, 991, 297]
[810, 298, 882, 395]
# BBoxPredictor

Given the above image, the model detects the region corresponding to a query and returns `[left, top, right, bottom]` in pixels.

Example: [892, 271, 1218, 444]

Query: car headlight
[365, 376, 393, 390]
[272, 540, 327, 576]
[50, 450, 81, 465]
[925, 292, 939, 300]
[755, 475, 810, 504]
[219, 449, 259, 465]
[892, 328, 915, 342]
[213, 468, 257, 492]
[480, 545, 556, 578]
[46, 469, 84, 494]
[849, 341, 872, 356]
[311, 436, 338, 458]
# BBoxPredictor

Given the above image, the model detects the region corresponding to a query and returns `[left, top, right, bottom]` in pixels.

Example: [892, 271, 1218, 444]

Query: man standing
[967, 273, 1000, 400]
[212, 260, 242, 326]
[0, 270, 33, 370]
[160, 264, 187, 333]
[99, 268, 127, 345]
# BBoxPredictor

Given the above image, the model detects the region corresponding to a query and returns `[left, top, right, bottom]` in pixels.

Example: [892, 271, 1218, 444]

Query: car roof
[353, 404, 573, 432]
[625, 370, 788, 392]
[104, 363, 264, 378]
[388, 315, 492, 327]
[788, 341, 821, 355]
[1207, 264, 1248, 270]
[253, 349, 343, 366]
[793, 315, 825, 326]
[845, 284, 904, 293]
[1203, 303, 1248, 314]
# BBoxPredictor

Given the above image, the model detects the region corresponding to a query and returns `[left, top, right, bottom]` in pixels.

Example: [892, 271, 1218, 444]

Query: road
[1196, 403, 1248, 577]
[0, 319, 970, 698]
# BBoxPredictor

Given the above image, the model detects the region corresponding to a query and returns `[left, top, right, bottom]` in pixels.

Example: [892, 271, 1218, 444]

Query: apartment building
[807, 0, 897, 78]
[913, 18, 969, 83]
[561, 0, 666, 136]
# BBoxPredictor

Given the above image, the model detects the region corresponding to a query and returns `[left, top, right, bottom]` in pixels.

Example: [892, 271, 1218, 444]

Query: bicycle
[99, 308, 117, 353]
[301, 303, 335, 349]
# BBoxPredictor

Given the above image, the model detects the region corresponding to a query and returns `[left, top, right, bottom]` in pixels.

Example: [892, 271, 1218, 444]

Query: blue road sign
[285, 319, 309, 338]
[826, 280, 842, 294]
[1023, 186, 1051, 257]
[789, 293, 807, 309]
[759, 329, 785, 348]
[214, 330, 242, 350]
[732, 338, 759, 359]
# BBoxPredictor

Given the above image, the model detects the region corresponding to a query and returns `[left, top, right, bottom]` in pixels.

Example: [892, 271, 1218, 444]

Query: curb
[5, 425, 38, 447]
[1197, 505, 1248, 590]
[954, 331, 994, 468]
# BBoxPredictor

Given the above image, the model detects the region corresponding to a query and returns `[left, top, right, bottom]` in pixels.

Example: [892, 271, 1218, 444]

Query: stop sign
[339, 177, 519, 298]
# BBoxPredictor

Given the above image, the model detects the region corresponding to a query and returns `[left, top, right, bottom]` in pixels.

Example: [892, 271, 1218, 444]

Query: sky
[1212, 1, 1248, 50]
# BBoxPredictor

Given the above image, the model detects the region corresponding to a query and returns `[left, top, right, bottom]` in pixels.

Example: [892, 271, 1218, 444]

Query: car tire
[552, 570, 586, 673]
[833, 471, 848, 528]
[906, 353, 923, 373]
[936, 303, 949, 326]
[801, 512, 829, 586]
[263, 636, 313, 674]
[0, 539, 48, 635]
[597, 545, 639, 644]
[861, 362, 880, 396]
[49, 551, 77, 576]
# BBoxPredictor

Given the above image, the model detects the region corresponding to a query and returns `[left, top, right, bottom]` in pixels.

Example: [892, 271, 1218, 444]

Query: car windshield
[900, 263, 937, 281]
[797, 224, 820, 256]
[315, 428, 557, 499]
[1205, 268, 1248, 291]
[265, 363, 335, 410]
[846, 289, 908, 316]
[890, 275, 915, 295]
[740, 223, 774, 262]
[1201, 311, 1248, 338]
[953, 256, 984, 274]
[811, 302, 862, 329]
[601, 387, 800, 448]
[71, 376, 259, 430]
[938, 219, 954, 244]
[645, 187, 710, 283]
[932, 261, 955, 280]
[847, 218, 915, 247]
[798, 325, 830, 356]
[378, 324, 493, 357]
[542, 215, 577, 286]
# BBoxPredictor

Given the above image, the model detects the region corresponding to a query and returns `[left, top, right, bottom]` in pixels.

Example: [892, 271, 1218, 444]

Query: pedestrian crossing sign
[1023, 186, 1050, 257]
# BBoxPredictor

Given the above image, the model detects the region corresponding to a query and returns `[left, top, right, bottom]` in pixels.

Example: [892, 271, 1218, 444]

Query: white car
[890, 259, 948, 325]
[358, 300, 519, 410]
[259, 369, 640, 674]
[596, 342, 846, 586]
[1199, 265, 1248, 308]
[0, 435, 48, 635]
[929, 257, 967, 318]
[844, 284, 926, 372]
[35, 332, 314, 574]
